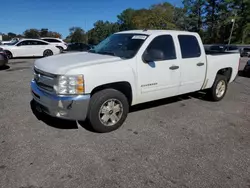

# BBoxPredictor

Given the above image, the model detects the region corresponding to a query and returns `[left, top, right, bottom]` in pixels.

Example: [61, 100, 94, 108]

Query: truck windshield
[89, 33, 148, 59]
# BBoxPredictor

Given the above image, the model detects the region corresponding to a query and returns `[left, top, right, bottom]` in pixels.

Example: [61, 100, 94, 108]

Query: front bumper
[31, 80, 90, 121]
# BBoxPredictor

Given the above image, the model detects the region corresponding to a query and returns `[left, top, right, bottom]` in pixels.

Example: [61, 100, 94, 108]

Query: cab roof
[116, 30, 193, 35]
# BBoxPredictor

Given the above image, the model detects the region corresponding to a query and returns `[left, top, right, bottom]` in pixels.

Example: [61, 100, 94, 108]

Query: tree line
[1, 0, 250, 45]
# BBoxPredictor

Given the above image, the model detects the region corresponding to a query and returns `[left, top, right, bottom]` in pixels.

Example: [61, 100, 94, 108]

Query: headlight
[56, 75, 84, 95]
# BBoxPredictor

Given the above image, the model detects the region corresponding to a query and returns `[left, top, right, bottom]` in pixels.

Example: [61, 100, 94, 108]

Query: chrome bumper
[31, 80, 90, 121]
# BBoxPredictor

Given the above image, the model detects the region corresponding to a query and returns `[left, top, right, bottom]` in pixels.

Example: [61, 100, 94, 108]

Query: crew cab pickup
[31, 30, 240, 132]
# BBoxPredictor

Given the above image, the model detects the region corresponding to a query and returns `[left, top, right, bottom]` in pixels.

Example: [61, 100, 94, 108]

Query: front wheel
[5, 50, 13, 59]
[207, 75, 228, 101]
[88, 89, 129, 133]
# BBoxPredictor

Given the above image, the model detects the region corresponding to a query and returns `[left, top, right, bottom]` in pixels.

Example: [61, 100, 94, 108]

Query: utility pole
[85, 20, 88, 44]
[228, 17, 236, 46]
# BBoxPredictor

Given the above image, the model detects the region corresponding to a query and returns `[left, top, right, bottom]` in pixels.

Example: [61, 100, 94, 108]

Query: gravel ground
[0, 57, 250, 188]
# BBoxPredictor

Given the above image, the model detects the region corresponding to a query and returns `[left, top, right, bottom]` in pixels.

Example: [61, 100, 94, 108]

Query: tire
[207, 75, 228, 101]
[43, 49, 53, 57]
[88, 89, 129, 133]
[5, 50, 13, 59]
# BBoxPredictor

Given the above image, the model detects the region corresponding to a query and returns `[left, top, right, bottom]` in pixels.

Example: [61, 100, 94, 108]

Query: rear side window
[178, 35, 201, 58]
[32, 41, 48, 45]
[145, 35, 176, 60]
[43, 39, 61, 43]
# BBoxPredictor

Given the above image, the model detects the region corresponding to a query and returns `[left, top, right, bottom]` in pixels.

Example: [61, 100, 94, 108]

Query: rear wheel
[43, 49, 53, 57]
[57, 46, 63, 53]
[207, 75, 228, 101]
[5, 50, 12, 59]
[88, 89, 129, 133]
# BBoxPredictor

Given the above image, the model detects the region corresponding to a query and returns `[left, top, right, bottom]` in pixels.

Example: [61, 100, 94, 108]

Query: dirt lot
[0, 57, 250, 188]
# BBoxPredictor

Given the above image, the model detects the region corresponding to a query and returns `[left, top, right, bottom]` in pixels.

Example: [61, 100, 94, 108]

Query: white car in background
[40, 37, 68, 52]
[0, 39, 60, 59]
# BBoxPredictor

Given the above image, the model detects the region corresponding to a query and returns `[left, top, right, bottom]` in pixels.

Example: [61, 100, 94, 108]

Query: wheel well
[4, 50, 12, 58]
[216, 68, 232, 82]
[4, 50, 12, 54]
[91, 82, 133, 105]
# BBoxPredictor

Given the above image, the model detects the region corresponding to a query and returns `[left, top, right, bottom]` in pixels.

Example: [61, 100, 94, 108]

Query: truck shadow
[238, 70, 250, 78]
[130, 91, 209, 113]
[30, 92, 209, 132]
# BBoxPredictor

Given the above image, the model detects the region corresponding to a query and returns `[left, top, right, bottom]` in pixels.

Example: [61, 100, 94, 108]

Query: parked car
[204, 44, 239, 53]
[67, 43, 91, 52]
[240, 47, 250, 57]
[1, 39, 60, 59]
[40, 37, 68, 52]
[243, 59, 250, 76]
[1, 38, 20, 45]
[0, 50, 8, 67]
[31, 30, 240, 133]
[204, 44, 225, 53]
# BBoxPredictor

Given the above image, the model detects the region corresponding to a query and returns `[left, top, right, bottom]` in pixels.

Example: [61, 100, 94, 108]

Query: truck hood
[34, 52, 122, 74]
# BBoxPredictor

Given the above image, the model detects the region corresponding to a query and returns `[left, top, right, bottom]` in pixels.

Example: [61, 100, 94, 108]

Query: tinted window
[144, 35, 176, 60]
[32, 41, 48, 45]
[43, 39, 60, 43]
[227, 46, 238, 50]
[178, 35, 201, 58]
[17, 41, 30, 46]
[243, 48, 250, 52]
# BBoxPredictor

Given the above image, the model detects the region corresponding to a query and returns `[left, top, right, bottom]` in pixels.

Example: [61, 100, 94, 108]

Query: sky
[1, 0, 182, 38]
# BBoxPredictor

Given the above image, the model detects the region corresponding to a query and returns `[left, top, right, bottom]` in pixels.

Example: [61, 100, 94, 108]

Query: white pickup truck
[31, 30, 240, 132]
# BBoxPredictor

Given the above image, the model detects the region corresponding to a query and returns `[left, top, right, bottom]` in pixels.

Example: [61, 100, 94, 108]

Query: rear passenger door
[177, 35, 206, 94]
[32, 40, 49, 56]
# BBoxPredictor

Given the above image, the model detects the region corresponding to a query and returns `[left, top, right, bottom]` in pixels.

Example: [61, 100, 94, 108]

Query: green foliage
[86, 21, 120, 44]
[23, 28, 62, 39]
[23, 29, 40, 38]
[68, 27, 86, 43]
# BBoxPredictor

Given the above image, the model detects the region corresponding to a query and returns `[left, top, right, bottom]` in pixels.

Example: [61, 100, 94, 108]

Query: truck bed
[204, 52, 240, 90]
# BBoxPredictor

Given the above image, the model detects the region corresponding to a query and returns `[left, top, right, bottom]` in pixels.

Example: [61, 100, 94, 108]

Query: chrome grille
[34, 67, 57, 93]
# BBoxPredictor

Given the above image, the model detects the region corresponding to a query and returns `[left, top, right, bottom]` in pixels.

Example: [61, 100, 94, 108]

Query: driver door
[137, 35, 181, 103]
[15, 40, 33, 57]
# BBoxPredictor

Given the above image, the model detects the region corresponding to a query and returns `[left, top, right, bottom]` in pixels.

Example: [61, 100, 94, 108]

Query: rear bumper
[31, 80, 90, 121]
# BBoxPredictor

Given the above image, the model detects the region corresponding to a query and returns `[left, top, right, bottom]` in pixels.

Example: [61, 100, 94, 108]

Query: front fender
[67, 61, 137, 105]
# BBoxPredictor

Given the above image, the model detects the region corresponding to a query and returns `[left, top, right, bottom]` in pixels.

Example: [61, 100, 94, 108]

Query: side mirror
[143, 49, 164, 63]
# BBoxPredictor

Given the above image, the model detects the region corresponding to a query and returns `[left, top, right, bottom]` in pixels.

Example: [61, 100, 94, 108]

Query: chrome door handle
[197, 62, 204, 66]
[169, 65, 179, 70]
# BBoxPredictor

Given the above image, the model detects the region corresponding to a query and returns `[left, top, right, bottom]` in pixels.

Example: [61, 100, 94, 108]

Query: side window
[46, 39, 60, 43]
[36, 41, 48, 45]
[178, 35, 201, 58]
[17, 41, 29, 46]
[30, 41, 39, 45]
[144, 35, 176, 60]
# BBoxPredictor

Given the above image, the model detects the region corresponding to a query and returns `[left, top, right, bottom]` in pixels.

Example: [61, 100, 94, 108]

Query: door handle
[169, 65, 179, 70]
[197, 62, 205, 66]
